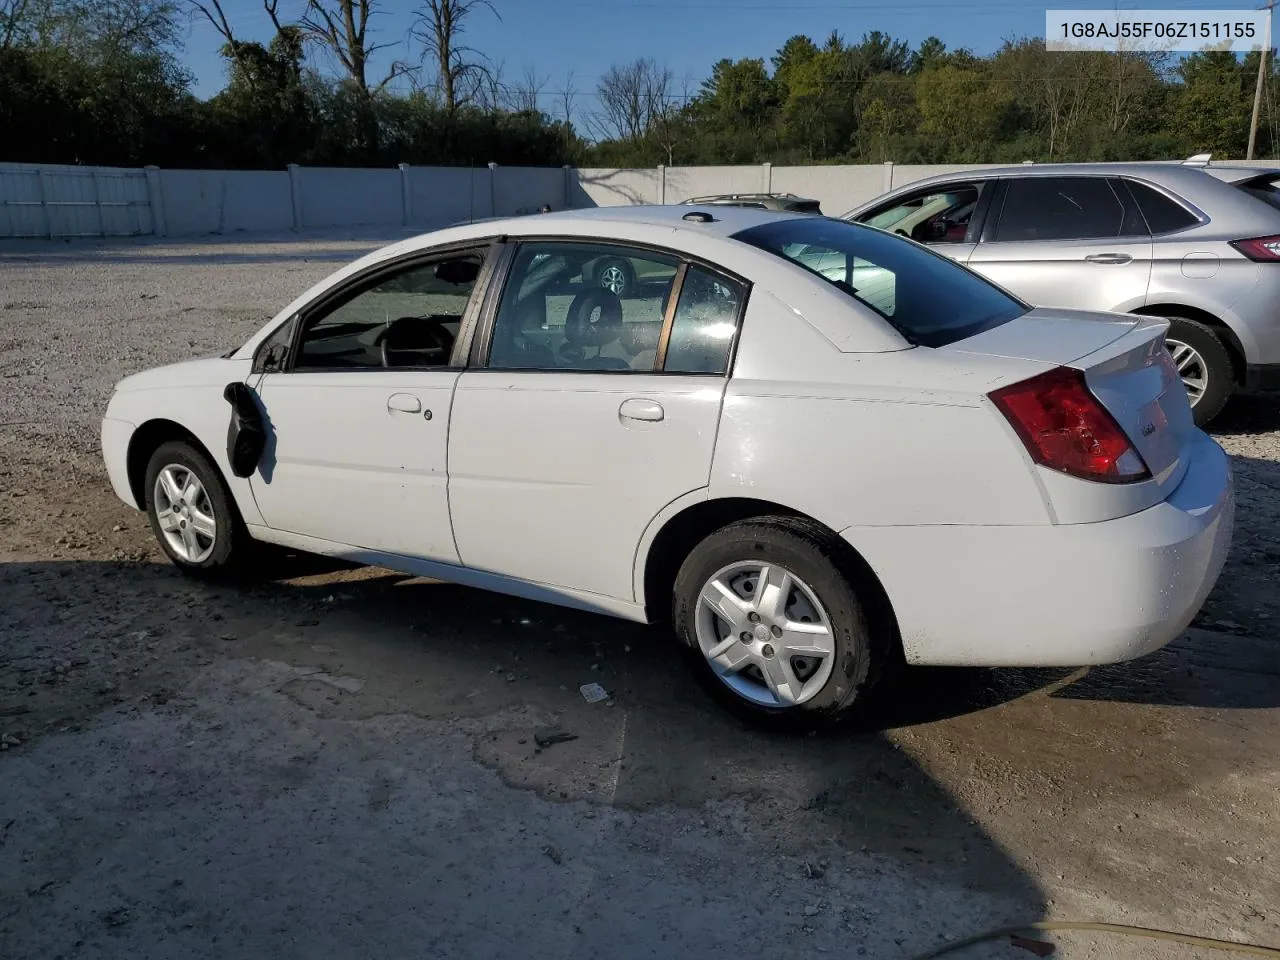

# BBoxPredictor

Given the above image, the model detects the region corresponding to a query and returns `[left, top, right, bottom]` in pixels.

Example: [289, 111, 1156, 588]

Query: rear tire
[592, 256, 635, 298]
[143, 440, 252, 579]
[671, 516, 889, 731]
[1163, 317, 1233, 428]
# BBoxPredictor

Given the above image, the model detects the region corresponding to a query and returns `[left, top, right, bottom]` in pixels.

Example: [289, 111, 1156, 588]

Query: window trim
[262, 238, 505, 375]
[984, 174, 1149, 244]
[467, 236, 751, 378]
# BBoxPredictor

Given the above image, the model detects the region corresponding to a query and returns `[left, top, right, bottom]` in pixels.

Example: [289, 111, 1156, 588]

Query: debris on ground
[542, 844, 563, 865]
[1010, 934, 1055, 957]
[533, 726, 578, 749]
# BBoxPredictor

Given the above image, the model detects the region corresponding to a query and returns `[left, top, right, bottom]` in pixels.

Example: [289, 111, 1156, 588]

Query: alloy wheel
[1165, 337, 1208, 406]
[153, 463, 217, 563]
[599, 265, 627, 295]
[694, 561, 836, 708]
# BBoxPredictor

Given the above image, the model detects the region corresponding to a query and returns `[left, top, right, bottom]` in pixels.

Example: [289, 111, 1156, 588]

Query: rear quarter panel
[709, 289, 1052, 529]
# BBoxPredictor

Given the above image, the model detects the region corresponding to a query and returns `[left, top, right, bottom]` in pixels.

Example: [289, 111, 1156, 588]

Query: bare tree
[412, 0, 500, 115]
[0, 0, 33, 49]
[508, 62, 546, 113]
[559, 66, 577, 149]
[300, 0, 412, 96]
[187, 0, 300, 92]
[593, 57, 673, 143]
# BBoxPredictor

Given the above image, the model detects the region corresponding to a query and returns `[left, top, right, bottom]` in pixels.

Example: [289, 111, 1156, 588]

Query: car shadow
[1210, 390, 1280, 436]
[2, 555, 1051, 955]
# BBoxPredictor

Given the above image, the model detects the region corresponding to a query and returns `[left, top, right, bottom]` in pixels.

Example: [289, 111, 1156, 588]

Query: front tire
[144, 440, 250, 578]
[1163, 317, 1233, 428]
[671, 517, 887, 730]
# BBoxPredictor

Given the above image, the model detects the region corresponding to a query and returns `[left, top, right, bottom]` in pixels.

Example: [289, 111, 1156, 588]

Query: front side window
[294, 252, 484, 370]
[734, 218, 1027, 348]
[861, 184, 982, 244]
[994, 177, 1139, 242]
[488, 242, 679, 372]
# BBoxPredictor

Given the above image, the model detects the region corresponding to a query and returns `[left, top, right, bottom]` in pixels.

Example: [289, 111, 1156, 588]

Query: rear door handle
[387, 393, 422, 414]
[1084, 253, 1133, 264]
[619, 398, 664, 422]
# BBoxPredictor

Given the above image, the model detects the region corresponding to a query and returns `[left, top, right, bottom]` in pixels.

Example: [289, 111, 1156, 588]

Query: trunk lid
[945, 307, 1195, 503]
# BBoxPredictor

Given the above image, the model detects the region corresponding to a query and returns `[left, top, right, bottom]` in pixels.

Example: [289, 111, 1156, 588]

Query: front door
[249, 247, 491, 561]
[447, 241, 746, 602]
[854, 179, 989, 265]
[966, 176, 1153, 313]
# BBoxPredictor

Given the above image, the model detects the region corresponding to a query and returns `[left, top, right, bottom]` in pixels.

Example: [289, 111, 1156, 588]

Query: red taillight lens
[989, 366, 1150, 484]
[1229, 234, 1280, 261]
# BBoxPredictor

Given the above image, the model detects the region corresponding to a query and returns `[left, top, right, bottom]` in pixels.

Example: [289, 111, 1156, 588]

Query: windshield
[732, 218, 1028, 347]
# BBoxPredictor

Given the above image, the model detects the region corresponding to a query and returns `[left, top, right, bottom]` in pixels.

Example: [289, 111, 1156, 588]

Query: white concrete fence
[3, 157, 1272, 239]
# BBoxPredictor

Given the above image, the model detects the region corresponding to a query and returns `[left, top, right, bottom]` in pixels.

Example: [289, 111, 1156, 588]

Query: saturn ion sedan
[100, 205, 1234, 726]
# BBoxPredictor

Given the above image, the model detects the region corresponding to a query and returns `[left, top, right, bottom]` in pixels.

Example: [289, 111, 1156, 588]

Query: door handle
[1084, 253, 1133, 264]
[387, 393, 422, 414]
[619, 398, 664, 423]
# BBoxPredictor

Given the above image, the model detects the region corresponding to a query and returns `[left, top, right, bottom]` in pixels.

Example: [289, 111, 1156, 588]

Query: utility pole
[1248, 0, 1276, 159]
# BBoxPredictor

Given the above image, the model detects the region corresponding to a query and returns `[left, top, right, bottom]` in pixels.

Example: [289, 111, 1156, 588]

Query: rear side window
[995, 177, 1129, 242]
[1124, 180, 1199, 233]
[733, 218, 1027, 348]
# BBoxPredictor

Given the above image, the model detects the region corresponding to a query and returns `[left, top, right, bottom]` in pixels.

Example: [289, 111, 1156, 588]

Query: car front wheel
[144, 440, 250, 577]
[671, 517, 887, 729]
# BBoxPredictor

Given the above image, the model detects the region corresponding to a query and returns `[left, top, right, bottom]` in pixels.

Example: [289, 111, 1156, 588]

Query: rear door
[447, 241, 746, 603]
[967, 176, 1153, 312]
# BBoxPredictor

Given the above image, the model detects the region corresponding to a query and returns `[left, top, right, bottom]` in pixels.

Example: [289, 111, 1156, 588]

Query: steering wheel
[376, 317, 454, 368]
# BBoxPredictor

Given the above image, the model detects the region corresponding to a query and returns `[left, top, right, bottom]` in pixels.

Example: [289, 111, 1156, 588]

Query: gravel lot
[2, 233, 1280, 959]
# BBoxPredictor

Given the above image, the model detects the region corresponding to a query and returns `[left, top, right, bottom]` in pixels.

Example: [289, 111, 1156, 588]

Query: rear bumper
[1245, 363, 1280, 391]
[843, 433, 1234, 667]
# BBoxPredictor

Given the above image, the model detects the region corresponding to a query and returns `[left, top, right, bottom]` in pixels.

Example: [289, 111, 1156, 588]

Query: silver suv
[843, 160, 1280, 425]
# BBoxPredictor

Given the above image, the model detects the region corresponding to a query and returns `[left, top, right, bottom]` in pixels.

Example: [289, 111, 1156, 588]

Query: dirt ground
[2, 234, 1279, 959]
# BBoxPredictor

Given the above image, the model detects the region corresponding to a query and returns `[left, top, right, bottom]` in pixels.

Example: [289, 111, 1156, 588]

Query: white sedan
[100, 206, 1234, 727]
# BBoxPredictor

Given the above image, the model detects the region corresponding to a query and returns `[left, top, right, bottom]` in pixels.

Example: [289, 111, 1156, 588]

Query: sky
[181, 0, 1273, 113]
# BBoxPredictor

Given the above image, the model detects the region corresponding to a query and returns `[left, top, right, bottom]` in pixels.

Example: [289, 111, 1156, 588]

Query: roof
[840, 160, 1280, 217]
[450, 203, 806, 239]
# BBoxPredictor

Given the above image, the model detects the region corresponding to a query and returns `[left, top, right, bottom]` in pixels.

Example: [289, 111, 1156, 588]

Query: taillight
[989, 366, 1150, 484]
[1229, 234, 1280, 261]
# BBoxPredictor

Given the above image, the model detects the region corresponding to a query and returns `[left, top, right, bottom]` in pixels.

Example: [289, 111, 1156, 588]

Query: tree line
[2, 0, 1279, 171]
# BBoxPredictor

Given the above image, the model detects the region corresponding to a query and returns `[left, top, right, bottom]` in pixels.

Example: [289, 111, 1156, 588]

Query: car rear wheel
[592, 256, 635, 298]
[671, 517, 887, 730]
[144, 440, 250, 578]
[1163, 317, 1233, 427]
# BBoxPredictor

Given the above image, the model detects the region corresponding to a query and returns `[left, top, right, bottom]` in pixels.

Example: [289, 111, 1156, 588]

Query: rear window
[1234, 173, 1280, 213]
[787, 199, 823, 213]
[733, 218, 1028, 348]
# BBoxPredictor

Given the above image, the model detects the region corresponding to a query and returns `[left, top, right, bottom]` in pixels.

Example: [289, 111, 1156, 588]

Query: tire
[592, 256, 635, 298]
[671, 516, 890, 731]
[143, 440, 251, 578]
[1163, 316, 1233, 428]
